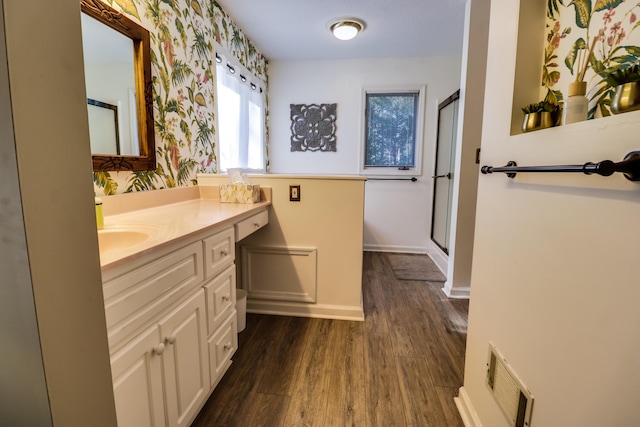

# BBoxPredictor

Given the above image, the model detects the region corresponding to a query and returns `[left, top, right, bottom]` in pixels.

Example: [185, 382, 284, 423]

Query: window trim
[359, 85, 426, 177]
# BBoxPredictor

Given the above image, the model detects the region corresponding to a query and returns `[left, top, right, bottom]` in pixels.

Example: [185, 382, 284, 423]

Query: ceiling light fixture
[329, 18, 365, 41]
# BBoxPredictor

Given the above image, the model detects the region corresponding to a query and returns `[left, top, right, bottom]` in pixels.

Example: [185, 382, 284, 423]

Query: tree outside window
[361, 86, 425, 176]
[365, 92, 418, 168]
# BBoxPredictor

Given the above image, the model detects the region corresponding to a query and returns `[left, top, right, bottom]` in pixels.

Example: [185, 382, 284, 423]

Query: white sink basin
[98, 227, 154, 254]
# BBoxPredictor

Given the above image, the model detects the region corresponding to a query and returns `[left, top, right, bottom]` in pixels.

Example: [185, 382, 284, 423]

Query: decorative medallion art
[290, 103, 337, 152]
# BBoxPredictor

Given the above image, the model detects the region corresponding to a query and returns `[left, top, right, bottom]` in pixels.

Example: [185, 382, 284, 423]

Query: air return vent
[486, 343, 534, 427]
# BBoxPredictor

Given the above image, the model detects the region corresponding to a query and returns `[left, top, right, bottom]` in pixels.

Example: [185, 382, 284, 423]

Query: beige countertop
[98, 187, 271, 270]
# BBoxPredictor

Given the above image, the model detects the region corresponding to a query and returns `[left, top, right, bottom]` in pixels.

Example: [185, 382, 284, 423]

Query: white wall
[0, 3, 51, 423]
[2, 0, 117, 425]
[85, 62, 136, 154]
[440, 0, 490, 299]
[268, 56, 462, 253]
[198, 174, 366, 320]
[458, 0, 640, 425]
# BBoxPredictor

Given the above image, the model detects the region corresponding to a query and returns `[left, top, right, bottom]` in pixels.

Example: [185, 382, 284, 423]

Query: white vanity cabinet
[110, 289, 208, 427]
[99, 195, 270, 427]
[159, 290, 209, 427]
[204, 265, 238, 386]
[202, 227, 238, 387]
[103, 225, 240, 427]
[110, 318, 165, 427]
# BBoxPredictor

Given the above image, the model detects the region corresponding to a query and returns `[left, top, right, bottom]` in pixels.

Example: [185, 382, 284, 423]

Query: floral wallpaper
[92, 0, 268, 195]
[543, 0, 640, 118]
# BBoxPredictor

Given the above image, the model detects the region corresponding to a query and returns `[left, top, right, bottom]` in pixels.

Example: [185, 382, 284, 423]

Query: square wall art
[290, 103, 337, 152]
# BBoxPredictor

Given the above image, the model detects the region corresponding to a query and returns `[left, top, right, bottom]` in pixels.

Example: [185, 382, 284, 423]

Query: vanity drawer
[204, 265, 236, 335]
[103, 241, 204, 351]
[203, 227, 235, 279]
[235, 209, 269, 241]
[208, 311, 238, 386]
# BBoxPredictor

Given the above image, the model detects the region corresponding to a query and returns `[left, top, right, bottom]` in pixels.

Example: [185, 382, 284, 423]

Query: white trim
[359, 84, 427, 177]
[427, 239, 448, 273]
[427, 240, 471, 299]
[454, 387, 482, 427]
[246, 300, 364, 321]
[241, 246, 317, 303]
[442, 284, 471, 299]
[363, 243, 428, 254]
[198, 173, 367, 182]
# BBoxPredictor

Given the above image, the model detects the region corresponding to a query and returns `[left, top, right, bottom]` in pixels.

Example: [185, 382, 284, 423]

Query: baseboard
[363, 243, 427, 254]
[427, 240, 448, 273]
[246, 299, 364, 321]
[442, 283, 471, 299]
[427, 242, 471, 299]
[455, 387, 482, 427]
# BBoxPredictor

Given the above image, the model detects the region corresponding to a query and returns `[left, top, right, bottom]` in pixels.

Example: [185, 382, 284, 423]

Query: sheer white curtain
[215, 58, 265, 173]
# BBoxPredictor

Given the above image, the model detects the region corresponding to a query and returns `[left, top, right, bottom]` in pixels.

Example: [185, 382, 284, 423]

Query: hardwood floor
[192, 252, 469, 427]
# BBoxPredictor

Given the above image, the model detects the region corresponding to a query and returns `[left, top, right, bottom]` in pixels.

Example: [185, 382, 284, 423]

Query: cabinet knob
[152, 342, 165, 356]
[220, 249, 228, 256]
[222, 295, 230, 302]
[253, 223, 260, 228]
[223, 343, 232, 351]
[165, 335, 177, 345]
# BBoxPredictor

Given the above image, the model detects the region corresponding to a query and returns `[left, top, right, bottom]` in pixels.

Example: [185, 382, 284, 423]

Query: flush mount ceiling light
[329, 18, 365, 41]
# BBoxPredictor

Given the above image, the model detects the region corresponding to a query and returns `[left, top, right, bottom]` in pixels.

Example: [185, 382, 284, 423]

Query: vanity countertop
[98, 186, 271, 271]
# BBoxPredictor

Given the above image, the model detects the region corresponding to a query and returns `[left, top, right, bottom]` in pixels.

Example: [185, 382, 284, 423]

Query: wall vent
[486, 343, 534, 427]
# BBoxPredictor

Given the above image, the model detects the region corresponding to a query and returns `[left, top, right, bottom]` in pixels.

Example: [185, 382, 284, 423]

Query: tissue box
[219, 183, 260, 203]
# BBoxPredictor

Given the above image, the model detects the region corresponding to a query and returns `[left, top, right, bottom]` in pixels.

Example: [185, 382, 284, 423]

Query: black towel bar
[368, 177, 418, 182]
[481, 151, 640, 181]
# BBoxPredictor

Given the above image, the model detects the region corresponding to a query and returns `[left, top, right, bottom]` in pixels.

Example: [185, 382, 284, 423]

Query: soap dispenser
[95, 195, 104, 230]
[562, 81, 589, 125]
[563, 36, 596, 125]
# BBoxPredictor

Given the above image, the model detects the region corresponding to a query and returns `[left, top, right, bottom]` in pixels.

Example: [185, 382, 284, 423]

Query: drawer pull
[152, 343, 165, 356]
[223, 343, 232, 351]
[222, 295, 230, 302]
[165, 335, 176, 345]
[254, 223, 260, 228]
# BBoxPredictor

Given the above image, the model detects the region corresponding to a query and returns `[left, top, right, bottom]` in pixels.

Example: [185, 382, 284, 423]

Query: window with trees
[361, 86, 425, 176]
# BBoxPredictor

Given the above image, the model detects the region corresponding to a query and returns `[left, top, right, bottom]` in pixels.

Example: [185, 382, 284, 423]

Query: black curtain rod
[481, 151, 640, 181]
[368, 177, 418, 182]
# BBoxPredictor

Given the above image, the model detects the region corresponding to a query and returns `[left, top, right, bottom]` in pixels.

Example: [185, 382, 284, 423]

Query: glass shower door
[431, 90, 459, 254]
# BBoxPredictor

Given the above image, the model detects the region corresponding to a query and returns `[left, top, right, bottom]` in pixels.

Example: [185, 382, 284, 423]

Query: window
[361, 86, 425, 175]
[215, 50, 265, 173]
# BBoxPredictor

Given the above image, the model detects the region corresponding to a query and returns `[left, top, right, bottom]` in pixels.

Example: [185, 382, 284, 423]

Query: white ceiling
[215, 0, 468, 61]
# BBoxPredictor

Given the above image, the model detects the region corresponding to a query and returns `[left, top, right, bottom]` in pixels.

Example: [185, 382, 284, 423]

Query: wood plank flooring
[191, 252, 468, 427]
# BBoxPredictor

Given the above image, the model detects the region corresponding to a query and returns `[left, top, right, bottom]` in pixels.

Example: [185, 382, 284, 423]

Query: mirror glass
[81, 13, 137, 156]
[80, 0, 156, 171]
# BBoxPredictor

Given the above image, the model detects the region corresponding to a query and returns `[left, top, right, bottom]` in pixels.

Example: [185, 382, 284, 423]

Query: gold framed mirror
[80, 0, 156, 171]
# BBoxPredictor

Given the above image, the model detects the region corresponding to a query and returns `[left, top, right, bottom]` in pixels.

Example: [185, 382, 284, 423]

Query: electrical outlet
[289, 185, 300, 201]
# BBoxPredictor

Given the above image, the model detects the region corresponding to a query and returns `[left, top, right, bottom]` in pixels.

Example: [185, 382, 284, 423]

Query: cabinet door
[160, 289, 210, 427]
[204, 264, 236, 334]
[203, 227, 235, 279]
[111, 325, 166, 427]
[207, 310, 238, 386]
